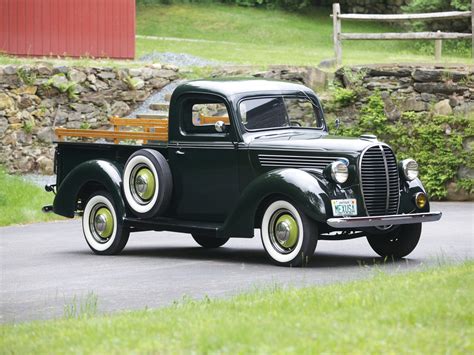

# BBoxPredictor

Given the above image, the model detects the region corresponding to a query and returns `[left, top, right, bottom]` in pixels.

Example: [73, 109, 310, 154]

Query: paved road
[1, 202, 472, 323]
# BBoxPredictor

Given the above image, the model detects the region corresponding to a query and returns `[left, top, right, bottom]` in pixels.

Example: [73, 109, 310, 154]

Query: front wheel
[82, 191, 130, 255]
[260, 200, 318, 267]
[367, 223, 422, 259]
[192, 234, 229, 248]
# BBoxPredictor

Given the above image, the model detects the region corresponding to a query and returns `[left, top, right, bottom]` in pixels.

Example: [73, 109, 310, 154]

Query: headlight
[329, 161, 349, 184]
[401, 158, 419, 181]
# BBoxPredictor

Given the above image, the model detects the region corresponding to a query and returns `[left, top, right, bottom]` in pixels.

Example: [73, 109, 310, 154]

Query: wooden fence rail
[331, 2, 474, 65]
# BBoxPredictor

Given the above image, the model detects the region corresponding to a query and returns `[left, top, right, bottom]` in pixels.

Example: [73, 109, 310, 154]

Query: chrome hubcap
[89, 205, 114, 242]
[269, 210, 299, 253]
[130, 165, 156, 203]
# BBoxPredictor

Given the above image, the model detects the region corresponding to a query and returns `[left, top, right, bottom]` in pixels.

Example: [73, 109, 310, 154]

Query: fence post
[333, 3, 342, 66]
[435, 30, 442, 61]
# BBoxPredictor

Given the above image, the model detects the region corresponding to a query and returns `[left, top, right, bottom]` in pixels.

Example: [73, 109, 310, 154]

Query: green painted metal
[51, 79, 432, 239]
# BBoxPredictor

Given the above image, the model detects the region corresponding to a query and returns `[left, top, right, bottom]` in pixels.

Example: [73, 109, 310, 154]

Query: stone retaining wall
[0, 63, 179, 174]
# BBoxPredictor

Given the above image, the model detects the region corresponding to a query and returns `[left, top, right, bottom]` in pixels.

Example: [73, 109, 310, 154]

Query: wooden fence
[332, 2, 473, 65]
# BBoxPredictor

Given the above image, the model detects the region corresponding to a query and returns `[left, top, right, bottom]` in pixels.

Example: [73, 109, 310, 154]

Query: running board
[124, 217, 223, 237]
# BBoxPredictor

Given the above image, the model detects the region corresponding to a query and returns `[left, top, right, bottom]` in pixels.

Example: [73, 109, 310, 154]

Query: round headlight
[330, 161, 349, 184]
[401, 159, 419, 181]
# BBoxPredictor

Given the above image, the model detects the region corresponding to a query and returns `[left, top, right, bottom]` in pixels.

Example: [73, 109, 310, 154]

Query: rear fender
[221, 168, 330, 237]
[53, 160, 125, 218]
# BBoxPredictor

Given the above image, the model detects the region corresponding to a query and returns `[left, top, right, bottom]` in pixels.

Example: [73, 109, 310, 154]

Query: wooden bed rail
[55, 116, 168, 144]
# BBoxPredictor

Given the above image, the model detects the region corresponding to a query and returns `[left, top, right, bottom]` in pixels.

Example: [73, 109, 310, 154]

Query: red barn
[0, 0, 135, 59]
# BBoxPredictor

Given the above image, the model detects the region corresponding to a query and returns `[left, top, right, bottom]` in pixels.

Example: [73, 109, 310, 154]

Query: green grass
[0, 169, 60, 226]
[1, 262, 472, 353]
[135, 3, 471, 66]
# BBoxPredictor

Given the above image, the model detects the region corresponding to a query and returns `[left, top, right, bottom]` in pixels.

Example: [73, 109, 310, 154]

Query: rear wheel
[82, 191, 129, 255]
[367, 223, 422, 259]
[192, 234, 229, 248]
[260, 200, 318, 267]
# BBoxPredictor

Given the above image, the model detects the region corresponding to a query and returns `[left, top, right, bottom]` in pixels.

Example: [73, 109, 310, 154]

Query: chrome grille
[258, 154, 341, 169]
[360, 145, 400, 216]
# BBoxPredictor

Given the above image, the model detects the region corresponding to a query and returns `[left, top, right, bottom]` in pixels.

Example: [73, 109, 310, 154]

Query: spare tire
[123, 149, 172, 218]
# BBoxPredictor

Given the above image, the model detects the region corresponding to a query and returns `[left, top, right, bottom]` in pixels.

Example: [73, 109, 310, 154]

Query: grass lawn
[1, 262, 472, 353]
[0, 169, 60, 226]
[135, 3, 471, 66]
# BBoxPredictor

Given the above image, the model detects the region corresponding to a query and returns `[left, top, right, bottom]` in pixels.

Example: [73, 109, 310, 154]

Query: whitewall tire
[123, 149, 172, 218]
[82, 191, 129, 255]
[260, 200, 318, 267]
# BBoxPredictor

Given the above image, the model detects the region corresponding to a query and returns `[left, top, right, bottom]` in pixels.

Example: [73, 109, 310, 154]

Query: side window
[181, 97, 231, 135]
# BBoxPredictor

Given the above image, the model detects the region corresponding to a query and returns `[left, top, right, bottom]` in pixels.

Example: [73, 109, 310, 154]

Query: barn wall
[0, 0, 135, 59]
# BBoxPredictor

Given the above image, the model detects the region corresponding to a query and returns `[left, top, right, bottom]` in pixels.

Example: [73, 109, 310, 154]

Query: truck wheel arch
[53, 160, 125, 219]
[221, 169, 329, 238]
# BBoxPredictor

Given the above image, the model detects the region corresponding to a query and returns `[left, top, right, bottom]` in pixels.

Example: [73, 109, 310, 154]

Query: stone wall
[0, 63, 179, 174]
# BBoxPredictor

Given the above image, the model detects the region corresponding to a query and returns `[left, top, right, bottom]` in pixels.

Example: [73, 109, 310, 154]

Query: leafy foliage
[332, 87, 358, 107]
[329, 92, 473, 199]
[136, 0, 312, 11]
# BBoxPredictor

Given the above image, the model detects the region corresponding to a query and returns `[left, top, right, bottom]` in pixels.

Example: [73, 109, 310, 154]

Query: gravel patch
[139, 51, 223, 67]
[22, 174, 56, 188]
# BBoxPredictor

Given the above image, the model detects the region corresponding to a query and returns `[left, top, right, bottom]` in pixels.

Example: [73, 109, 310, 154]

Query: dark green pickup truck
[45, 79, 441, 267]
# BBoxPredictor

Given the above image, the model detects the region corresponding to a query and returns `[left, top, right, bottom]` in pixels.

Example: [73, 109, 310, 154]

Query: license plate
[331, 199, 357, 217]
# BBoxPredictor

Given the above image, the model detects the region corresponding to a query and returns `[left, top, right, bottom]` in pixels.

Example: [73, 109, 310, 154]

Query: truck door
[168, 94, 240, 222]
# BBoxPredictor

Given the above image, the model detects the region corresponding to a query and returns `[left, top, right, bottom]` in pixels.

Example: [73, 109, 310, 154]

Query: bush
[329, 92, 473, 199]
[402, 0, 471, 56]
[136, 0, 313, 11]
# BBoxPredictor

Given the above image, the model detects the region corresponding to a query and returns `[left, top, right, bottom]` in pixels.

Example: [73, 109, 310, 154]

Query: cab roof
[173, 78, 315, 98]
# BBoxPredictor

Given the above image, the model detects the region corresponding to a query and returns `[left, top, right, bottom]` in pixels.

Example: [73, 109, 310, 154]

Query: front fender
[53, 160, 125, 218]
[220, 169, 330, 237]
[400, 177, 430, 213]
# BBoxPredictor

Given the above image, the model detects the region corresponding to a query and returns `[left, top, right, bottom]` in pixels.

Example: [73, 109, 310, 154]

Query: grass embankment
[1, 262, 472, 353]
[0, 169, 60, 226]
[136, 3, 470, 66]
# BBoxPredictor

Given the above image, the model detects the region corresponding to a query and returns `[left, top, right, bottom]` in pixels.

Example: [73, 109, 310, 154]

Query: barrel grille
[360, 145, 400, 216]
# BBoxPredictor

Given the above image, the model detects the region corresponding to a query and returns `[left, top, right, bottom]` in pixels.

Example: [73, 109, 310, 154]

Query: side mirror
[215, 120, 227, 133]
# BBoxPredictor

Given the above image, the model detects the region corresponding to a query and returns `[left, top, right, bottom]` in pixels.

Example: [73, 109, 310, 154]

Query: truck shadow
[118, 246, 415, 269]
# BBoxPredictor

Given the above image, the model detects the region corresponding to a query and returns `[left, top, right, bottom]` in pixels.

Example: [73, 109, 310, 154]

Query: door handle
[176, 150, 185, 155]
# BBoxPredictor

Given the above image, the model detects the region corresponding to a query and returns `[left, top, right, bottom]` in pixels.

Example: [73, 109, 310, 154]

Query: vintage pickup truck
[45, 79, 441, 266]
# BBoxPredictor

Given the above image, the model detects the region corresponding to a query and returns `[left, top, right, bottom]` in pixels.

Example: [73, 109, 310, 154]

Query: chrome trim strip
[327, 212, 442, 228]
[258, 154, 345, 168]
[379, 145, 390, 214]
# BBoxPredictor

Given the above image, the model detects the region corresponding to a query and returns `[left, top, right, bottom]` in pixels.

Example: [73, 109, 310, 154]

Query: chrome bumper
[326, 212, 442, 228]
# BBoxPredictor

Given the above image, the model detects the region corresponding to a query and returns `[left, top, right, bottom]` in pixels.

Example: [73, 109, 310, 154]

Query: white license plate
[331, 199, 357, 217]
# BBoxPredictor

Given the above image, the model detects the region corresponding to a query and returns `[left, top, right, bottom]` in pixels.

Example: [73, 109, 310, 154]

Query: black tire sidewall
[192, 234, 230, 248]
[367, 223, 422, 259]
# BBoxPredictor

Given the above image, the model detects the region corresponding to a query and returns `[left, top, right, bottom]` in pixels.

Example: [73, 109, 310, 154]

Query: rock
[149, 78, 169, 90]
[98, 71, 116, 80]
[420, 92, 436, 102]
[433, 99, 453, 116]
[162, 64, 179, 71]
[129, 68, 142, 77]
[381, 92, 401, 121]
[446, 181, 472, 201]
[37, 127, 55, 143]
[70, 102, 95, 114]
[53, 65, 69, 74]
[67, 112, 82, 122]
[141, 68, 154, 80]
[305, 67, 327, 89]
[18, 95, 40, 109]
[0, 93, 15, 110]
[403, 96, 428, 112]
[133, 78, 145, 90]
[368, 68, 412, 77]
[37, 156, 54, 175]
[120, 90, 149, 102]
[3, 65, 16, 75]
[449, 96, 461, 107]
[13, 86, 37, 95]
[458, 165, 474, 180]
[110, 101, 130, 117]
[87, 74, 97, 84]
[37, 64, 53, 76]
[413, 83, 467, 95]
[18, 156, 35, 172]
[155, 69, 178, 80]
[51, 74, 69, 89]
[0, 117, 8, 136]
[412, 69, 442, 82]
[68, 69, 87, 83]
[66, 121, 82, 129]
[53, 110, 68, 126]
[318, 58, 336, 69]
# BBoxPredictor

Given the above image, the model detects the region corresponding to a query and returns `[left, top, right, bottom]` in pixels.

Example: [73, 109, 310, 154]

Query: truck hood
[248, 131, 376, 153]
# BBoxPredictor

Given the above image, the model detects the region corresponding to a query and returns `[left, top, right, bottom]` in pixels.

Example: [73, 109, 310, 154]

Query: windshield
[239, 96, 323, 131]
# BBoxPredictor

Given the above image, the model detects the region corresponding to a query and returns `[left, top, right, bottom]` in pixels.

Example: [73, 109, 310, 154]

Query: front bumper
[326, 212, 442, 228]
